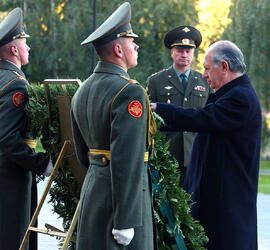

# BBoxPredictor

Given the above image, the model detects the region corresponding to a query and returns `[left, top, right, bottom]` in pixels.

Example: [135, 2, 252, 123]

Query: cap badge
[128, 100, 142, 118]
[12, 92, 24, 107]
[182, 27, 190, 33]
[182, 39, 189, 44]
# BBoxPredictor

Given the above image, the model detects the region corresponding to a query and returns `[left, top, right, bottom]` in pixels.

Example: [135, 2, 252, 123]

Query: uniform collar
[0, 59, 26, 78]
[173, 65, 191, 79]
[94, 61, 130, 78]
[207, 74, 250, 103]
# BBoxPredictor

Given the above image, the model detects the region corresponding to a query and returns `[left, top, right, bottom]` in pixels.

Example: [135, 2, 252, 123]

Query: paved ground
[260, 170, 270, 175]
[37, 180, 270, 250]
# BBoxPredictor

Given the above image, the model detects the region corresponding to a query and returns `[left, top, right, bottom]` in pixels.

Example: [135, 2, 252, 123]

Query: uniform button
[184, 97, 188, 101]
[167, 99, 171, 104]
[102, 157, 106, 163]
[167, 93, 170, 95]
[200, 94, 202, 97]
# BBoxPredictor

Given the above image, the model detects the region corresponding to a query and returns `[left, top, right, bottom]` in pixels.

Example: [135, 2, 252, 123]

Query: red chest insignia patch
[128, 100, 142, 118]
[12, 92, 24, 107]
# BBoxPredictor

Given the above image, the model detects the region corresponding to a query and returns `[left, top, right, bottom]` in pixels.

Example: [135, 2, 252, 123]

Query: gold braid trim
[145, 88, 157, 147]
[23, 139, 37, 149]
[110, 83, 130, 124]
[0, 71, 28, 97]
[0, 78, 17, 97]
[89, 149, 149, 162]
[12, 71, 29, 84]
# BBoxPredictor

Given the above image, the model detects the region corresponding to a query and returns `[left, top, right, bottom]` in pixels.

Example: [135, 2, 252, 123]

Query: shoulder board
[150, 69, 166, 77]
[12, 71, 28, 83]
[0, 71, 28, 97]
[0, 77, 17, 96]
[120, 74, 139, 85]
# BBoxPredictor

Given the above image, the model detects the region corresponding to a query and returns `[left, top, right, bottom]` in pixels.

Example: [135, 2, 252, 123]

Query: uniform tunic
[147, 66, 211, 181]
[155, 74, 261, 249]
[71, 61, 156, 250]
[0, 60, 49, 250]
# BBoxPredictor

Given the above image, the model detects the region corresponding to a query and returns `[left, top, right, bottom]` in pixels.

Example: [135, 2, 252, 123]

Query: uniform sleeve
[0, 79, 49, 175]
[110, 83, 147, 229]
[70, 107, 89, 169]
[146, 76, 158, 103]
[156, 89, 251, 133]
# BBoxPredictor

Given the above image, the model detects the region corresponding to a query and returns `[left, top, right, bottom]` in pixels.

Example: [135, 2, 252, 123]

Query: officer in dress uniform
[0, 8, 52, 250]
[147, 25, 213, 186]
[70, 2, 157, 249]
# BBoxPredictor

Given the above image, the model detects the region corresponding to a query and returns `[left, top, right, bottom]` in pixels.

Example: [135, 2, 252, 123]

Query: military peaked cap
[0, 8, 29, 47]
[164, 25, 202, 49]
[81, 2, 138, 47]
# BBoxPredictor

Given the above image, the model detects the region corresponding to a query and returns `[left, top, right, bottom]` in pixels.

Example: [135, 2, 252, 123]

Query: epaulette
[120, 74, 139, 85]
[150, 68, 166, 77]
[0, 71, 28, 97]
[12, 70, 27, 83]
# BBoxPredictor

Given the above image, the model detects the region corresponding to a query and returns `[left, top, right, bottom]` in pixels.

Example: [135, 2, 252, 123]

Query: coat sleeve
[0, 79, 49, 175]
[156, 88, 252, 133]
[146, 76, 158, 103]
[110, 83, 147, 229]
[70, 107, 89, 169]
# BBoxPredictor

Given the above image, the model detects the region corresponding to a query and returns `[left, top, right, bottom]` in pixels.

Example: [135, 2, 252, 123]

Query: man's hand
[112, 228, 134, 246]
[43, 158, 53, 177]
[150, 102, 157, 111]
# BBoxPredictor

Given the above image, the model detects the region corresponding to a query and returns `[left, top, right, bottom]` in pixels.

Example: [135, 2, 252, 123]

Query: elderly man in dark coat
[0, 8, 52, 250]
[151, 40, 261, 250]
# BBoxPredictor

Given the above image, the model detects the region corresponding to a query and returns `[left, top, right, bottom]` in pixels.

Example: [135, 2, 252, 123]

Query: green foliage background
[0, 0, 198, 84]
[1, 0, 268, 149]
[222, 0, 270, 150]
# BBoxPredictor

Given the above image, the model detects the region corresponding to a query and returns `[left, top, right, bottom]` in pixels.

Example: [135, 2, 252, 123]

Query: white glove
[112, 228, 134, 246]
[150, 102, 157, 111]
[43, 158, 53, 177]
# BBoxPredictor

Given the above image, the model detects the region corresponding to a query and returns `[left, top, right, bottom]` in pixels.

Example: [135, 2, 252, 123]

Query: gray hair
[208, 40, 246, 74]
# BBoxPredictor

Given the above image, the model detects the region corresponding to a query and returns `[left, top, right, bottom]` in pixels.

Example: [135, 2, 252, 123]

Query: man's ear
[221, 60, 229, 72]
[170, 49, 174, 59]
[10, 45, 19, 56]
[114, 43, 123, 58]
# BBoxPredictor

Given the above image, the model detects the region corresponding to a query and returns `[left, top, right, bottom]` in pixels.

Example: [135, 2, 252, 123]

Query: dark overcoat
[147, 66, 211, 175]
[155, 74, 261, 250]
[71, 61, 156, 250]
[0, 60, 49, 250]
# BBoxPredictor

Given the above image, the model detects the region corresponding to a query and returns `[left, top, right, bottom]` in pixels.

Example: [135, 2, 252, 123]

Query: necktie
[181, 74, 188, 91]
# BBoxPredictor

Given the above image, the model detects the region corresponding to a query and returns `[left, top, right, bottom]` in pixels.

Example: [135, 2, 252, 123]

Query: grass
[260, 160, 270, 171]
[258, 175, 270, 195]
[258, 160, 270, 195]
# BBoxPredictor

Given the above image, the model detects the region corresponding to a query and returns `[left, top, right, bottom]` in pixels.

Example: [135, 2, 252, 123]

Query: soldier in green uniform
[0, 8, 52, 250]
[71, 2, 157, 249]
[147, 25, 213, 186]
